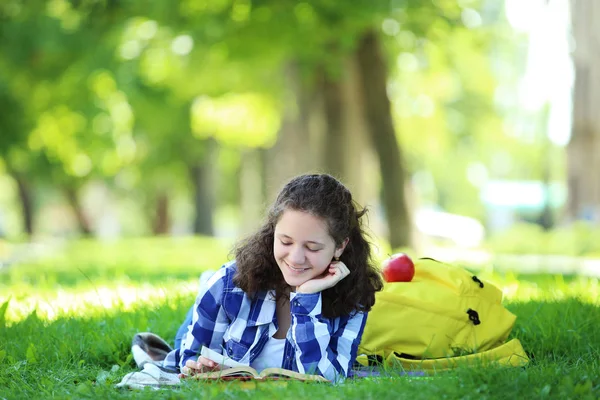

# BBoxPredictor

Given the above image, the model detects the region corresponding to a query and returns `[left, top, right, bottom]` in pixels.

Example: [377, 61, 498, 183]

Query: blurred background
[1, 0, 599, 272]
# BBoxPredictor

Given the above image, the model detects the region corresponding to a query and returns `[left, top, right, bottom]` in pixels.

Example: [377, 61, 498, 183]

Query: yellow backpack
[357, 258, 529, 372]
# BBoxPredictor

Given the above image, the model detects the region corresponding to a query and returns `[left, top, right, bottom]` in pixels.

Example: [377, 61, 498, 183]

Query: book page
[189, 366, 260, 380]
[188, 367, 329, 382]
[194, 346, 328, 382]
[200, 346, 246, 368]
[259, 368, 329, 382]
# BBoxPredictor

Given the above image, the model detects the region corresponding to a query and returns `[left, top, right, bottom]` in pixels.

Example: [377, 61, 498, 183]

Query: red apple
[382, 253, 415, 282]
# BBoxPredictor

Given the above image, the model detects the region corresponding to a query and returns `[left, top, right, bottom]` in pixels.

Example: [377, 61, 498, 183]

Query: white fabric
[131, 344, 163, 369]
[198, 270, 216, 293]
[249, 336, 286, 371]
[116, 363, 180, 390]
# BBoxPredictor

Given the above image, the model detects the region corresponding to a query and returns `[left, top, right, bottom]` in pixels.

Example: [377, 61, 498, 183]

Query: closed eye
[280, 240, 292, 246]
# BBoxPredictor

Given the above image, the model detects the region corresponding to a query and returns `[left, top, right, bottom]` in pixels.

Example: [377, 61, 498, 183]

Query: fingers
[197, 356, 219, 370]
[339, 262, 350, 276]
[330, 261, 350, 281]
[297, 261, 350, 293]
[184, 356, 219, 374]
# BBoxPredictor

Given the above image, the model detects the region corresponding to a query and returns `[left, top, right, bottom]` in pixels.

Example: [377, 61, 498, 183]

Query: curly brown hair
[232, 174, 383, 318]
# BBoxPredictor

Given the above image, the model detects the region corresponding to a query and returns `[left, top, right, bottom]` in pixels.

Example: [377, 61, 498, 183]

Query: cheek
[308, 252, 332, 271]
[273, 242, 285, 259]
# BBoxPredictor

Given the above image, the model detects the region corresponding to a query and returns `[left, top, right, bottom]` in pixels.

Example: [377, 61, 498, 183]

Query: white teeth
[286, 262, 307, 271]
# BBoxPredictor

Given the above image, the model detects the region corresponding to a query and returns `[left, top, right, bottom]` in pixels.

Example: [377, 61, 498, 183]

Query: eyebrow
[277, 234, 325, 246]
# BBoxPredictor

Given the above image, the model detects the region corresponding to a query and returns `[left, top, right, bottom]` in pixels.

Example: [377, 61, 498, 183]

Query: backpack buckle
[472, 276, 484, 288]
[467, 309, 481, 325]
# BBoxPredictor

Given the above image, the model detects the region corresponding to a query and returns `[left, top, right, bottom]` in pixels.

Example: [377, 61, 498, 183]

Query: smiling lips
[285, 261, 309, 273]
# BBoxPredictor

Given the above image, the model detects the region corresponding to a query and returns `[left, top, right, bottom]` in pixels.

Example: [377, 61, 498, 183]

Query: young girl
[161, 174, 383, 381]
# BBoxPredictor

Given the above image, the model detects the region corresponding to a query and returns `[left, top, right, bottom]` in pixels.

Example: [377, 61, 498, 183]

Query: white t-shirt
[249, 337, 286, 371]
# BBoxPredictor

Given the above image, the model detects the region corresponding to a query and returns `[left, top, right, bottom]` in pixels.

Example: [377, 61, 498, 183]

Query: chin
[282, 275, 307, 288]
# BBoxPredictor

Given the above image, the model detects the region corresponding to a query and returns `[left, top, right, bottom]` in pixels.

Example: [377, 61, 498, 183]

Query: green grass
[0, 238, 599, 399]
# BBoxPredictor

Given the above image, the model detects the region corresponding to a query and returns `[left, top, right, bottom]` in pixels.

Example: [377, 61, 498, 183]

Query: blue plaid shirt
[163, 261, 368, 381]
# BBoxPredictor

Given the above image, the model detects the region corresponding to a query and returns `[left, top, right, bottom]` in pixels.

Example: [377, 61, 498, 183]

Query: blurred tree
[0, 0, 136, 236]
[264, 62, 314, 199]
[111, 11, 286, 235]
[244, 2, 413, 247]
[0, 84, 35, 235]
[0, 0, 536, 246]
[385, 0, 539, 227]
[356, 30, 411, 248]
[567, 0, 600, 223]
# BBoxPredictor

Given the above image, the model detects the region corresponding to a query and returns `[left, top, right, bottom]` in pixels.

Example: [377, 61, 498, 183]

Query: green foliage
[191, 93, 280, 147]
[378, 1, 565, 221]
[0, 0, 563, 240]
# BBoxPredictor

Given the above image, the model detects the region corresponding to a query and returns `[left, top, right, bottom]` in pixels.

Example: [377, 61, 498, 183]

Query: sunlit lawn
[0, 238, 599, 399]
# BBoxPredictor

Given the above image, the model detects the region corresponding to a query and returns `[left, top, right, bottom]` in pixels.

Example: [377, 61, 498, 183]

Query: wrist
[295, 287, 319, 294]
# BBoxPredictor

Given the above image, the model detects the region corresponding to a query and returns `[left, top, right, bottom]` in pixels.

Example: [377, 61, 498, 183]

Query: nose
[288, 245, 305, 265]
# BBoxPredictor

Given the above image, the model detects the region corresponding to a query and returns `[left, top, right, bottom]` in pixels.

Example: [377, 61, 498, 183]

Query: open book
[186, 366, 329, 382]
[183, 346, 329, 382]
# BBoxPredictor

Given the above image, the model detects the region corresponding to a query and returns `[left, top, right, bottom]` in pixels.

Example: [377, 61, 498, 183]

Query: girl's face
[274, 209, 343, 290]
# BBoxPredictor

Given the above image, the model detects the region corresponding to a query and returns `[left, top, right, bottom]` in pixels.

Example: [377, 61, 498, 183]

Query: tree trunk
[355, 30, 411, 248]
[266, 62, 315, 199]
[152, 191, 170, 235]
[341, 56, 379, 206]
[13, 172, 34, 237]
[190, 138, 216, 235]
[567, 0, 600, 222]
[319, 66, 346, 180]
[64, 186, 92, 236]
[239, 147, 267, 234]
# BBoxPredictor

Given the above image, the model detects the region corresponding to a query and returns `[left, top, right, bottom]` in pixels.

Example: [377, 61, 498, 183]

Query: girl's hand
[181, 356, 223, 376]
[296, 261, 350, 294]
